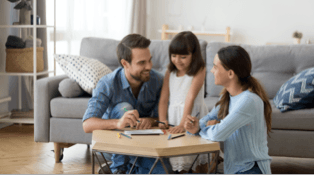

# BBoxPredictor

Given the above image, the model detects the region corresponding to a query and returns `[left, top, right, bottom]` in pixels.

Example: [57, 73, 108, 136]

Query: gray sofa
[35, 37, 314, 163]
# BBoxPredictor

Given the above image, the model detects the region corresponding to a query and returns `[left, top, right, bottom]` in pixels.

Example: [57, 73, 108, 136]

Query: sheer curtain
[46, 0, 138, 75]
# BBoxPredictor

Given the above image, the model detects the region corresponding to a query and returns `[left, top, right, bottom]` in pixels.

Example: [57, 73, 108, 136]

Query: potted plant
[7, 0, 32, 25]
[292, 31, 303, 44]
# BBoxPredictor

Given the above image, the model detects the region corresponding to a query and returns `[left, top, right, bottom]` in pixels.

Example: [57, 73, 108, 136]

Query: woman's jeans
[236, 162, 263, 174]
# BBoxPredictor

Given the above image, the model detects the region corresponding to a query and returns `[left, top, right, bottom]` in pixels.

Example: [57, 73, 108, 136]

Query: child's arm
[158, 70, 170, 129]
[169, 67, 206, 134]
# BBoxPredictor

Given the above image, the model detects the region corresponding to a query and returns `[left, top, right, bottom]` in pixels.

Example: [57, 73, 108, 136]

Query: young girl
[184, 46, 272, 174]
[158, 31, 209, 173]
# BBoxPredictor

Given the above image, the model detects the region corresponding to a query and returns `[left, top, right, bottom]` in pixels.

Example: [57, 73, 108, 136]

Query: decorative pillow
[58, 78, 85, 98]
[274, 67, 314, 112]
[54, 54, 112, 94]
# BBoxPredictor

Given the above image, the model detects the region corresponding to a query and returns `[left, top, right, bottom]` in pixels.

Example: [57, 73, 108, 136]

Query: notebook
[124, 129, 164, 135]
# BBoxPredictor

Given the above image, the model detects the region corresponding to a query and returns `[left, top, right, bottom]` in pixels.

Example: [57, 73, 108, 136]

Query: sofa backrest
[206, 42, 314, 99]
[80, 37, 208, 92]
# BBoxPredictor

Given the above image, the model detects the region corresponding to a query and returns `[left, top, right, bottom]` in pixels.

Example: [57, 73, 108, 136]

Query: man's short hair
[117, 34, 151, 67]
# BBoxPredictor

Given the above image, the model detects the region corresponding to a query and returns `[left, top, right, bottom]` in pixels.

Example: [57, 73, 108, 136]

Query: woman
[184, 46, 272, 174]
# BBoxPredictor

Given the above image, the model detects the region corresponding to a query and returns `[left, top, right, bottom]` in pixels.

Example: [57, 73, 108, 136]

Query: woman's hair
[168, 31, 205, 76]
[215, 45, 272, 136]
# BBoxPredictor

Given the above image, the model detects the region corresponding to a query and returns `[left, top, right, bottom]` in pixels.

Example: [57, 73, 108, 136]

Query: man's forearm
[83, 117, 119, 133]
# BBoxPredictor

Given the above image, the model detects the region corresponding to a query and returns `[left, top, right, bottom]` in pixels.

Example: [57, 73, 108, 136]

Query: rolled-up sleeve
[82, 79, 112, 122]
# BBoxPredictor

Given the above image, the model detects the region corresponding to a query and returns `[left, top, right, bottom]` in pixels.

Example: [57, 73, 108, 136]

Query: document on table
[124, 129, 164, 135]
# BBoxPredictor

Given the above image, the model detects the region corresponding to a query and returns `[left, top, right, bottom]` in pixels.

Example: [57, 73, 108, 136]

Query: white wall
[147, 0, 314, 45]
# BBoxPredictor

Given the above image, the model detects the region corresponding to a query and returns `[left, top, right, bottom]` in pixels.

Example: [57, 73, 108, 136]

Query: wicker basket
[5, 47, 44, 73]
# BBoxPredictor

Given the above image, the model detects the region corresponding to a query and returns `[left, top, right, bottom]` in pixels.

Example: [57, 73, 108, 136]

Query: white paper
[124, 129, 164, 135]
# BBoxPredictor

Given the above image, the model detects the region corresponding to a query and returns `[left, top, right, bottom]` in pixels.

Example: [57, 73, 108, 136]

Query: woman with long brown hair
[184, 45, 272, 174]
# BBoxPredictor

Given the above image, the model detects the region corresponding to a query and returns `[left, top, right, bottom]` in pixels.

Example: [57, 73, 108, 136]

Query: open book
[124, 129, 164, 135]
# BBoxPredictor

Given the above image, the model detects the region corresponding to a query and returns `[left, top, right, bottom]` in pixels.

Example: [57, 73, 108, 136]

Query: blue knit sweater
[199, 90, 272, 174]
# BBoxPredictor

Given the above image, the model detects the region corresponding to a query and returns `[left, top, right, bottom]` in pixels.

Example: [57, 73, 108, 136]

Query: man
[82, 34, 169, 174]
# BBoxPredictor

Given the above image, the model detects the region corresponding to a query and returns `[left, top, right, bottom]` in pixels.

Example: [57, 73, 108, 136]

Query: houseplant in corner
[7, 0, 32, 25]
[292, 31, 303, 44]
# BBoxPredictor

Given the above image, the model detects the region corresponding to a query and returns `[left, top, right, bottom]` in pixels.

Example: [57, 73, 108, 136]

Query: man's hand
[206, 120, 220, 126]
[136, 118, 153, 130]
[158, 120, 169, 129]
[116, 110, 139, 129]
[184, 115, 200, 134]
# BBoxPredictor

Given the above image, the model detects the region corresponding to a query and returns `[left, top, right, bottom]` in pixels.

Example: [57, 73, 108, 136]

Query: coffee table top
[92, 129, 220, 157]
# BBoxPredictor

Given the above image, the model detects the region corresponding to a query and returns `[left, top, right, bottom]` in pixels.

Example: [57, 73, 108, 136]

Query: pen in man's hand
[124, 108, 140, 123]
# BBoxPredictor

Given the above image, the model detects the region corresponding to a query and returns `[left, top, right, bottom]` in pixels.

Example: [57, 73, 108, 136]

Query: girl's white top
[168, 71, 209, 172]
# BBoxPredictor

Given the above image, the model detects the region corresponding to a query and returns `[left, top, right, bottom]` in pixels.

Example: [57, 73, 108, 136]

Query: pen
[124, 108, 140, 123]
[170, 134, 185, 140]
[190, 112, 200, 124]
[155, 120, 175, 127]
[167, 134, 172, 140]
[120, 132, 132, 139]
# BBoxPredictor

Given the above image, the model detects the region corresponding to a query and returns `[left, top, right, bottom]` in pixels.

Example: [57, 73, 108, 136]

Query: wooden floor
[1, 124, 314, 174]
[0, 124, 98, 174]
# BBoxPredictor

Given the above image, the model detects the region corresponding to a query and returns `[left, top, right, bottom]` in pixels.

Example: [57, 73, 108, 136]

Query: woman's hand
[184, 115, 200, 134]
[158, 120, 169, 129]
[206, 120, 220, 126]
[168, 125, 185, 134]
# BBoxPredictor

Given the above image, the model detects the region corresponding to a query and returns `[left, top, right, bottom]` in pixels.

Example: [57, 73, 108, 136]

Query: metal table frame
[92, 149, 220, 174]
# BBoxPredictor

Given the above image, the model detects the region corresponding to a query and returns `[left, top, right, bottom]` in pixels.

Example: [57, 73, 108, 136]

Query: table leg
[215, 151, 219, 174]
[207, 151, 220, 174]
[100, 152, 113, 174]
[92, 151, 95, 174]
[129, 156, 139, 174]
[187, 154, 200, 172]
[148, 158, 159, 174]
[95, 152, 107, 174]
[159, 158, 169, 174]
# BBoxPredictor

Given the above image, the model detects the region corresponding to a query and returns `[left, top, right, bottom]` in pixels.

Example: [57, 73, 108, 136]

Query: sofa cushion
[54, 54, 112, 94]
[273, 67, 314, 112]
[270, 100, 314, 131]
[58, 78, 85, 98]
[204, 97, 220, 112]
[206, 42, 314, 98]
[51, 97, 89, 119]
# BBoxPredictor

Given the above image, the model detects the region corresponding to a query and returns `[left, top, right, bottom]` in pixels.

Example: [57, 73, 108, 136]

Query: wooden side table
[91, 129, 220, 174]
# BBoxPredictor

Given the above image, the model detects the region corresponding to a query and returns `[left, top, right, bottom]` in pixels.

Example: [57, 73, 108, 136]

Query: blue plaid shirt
[82, 67, 163, 122]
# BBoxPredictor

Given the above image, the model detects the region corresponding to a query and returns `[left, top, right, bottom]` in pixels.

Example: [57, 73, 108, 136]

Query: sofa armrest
[34, 75, 68, 142]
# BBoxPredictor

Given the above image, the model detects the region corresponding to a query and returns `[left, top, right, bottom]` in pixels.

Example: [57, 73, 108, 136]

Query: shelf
[0, 25, 55, 29]
[0, 117, 34, 124]
[159, 24, 231, 42]
[0, 70, 54, 76]
[158, 29, 227, 36]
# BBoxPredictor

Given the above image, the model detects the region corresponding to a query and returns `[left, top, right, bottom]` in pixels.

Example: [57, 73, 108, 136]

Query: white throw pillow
[54, 54, 112, 94]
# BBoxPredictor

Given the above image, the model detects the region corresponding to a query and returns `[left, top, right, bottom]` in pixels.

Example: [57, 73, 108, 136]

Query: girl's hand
[184, 115, 200, 134]
[158, 120, 169, 129]
[206, 120, 220, 126]
[168, 125, 185, 134]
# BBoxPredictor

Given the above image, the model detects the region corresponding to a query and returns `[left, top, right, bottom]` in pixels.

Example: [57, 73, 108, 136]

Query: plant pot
[293, 38, 301, 44]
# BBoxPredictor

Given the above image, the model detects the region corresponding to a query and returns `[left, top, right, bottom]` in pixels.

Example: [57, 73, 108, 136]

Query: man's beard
[130, 70, 150, 82]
